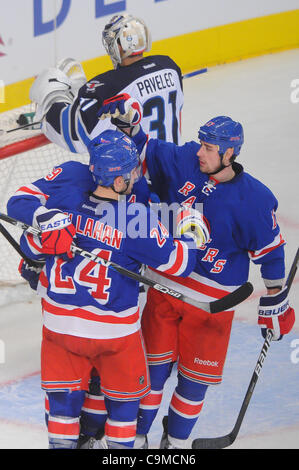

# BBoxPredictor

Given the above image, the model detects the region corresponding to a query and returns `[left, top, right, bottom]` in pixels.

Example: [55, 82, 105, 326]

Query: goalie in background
[29, 13, 184, 155]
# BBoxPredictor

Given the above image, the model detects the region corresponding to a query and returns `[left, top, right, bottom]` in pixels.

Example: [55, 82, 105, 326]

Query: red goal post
[0, 104, 88, 284]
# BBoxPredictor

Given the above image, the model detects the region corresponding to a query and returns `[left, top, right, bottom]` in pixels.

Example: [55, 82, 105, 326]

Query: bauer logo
[0, 80, 4, 103]
[0, 340, 5, 364]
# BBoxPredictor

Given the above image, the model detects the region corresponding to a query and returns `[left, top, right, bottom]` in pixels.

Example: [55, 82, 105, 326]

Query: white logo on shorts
[194, 358, 218, 367]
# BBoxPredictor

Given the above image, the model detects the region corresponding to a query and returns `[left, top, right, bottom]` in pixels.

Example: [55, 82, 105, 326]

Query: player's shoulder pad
[239, 171, 278, 209]
[147, 54, 182, 72]
[78, 70, 116, 99]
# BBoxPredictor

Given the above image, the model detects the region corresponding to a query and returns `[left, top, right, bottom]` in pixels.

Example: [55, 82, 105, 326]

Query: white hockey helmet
[102, 14, 151, 68]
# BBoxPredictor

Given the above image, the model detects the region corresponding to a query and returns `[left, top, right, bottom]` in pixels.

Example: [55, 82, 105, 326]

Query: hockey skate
[159, 416, 186, 449]
[134, 433, 148, 449]
[77, 430, 108, 449]
[159, 416, 172, 449]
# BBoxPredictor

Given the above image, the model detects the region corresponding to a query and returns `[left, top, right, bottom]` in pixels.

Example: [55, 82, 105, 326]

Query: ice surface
[0, 49, 298, 450]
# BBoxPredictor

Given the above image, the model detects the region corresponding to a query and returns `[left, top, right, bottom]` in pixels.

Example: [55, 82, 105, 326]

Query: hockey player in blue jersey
[7, 130, 210, 449]
[8, 129, 153, 448]
[28, 13, 184, 156]
[28, 16, 184, 437]
[98, 96, 296, 448]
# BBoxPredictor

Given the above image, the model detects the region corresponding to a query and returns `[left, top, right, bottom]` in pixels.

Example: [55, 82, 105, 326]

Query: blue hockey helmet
[198, 116, 244, 156]
[88, 131, 141, 187]
[89, 129, 129, 165]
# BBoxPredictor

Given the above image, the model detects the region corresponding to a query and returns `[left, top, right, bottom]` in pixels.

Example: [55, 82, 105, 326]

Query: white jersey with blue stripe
[42, 55, 183, 154]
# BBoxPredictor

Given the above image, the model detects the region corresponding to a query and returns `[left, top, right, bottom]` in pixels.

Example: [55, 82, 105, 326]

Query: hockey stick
[182, 68, 208, 80]
[192, 247, 299, 449]
[0, 221, 43, 269]
[0, 121, 42, 136]
[0, 211, 253, 313]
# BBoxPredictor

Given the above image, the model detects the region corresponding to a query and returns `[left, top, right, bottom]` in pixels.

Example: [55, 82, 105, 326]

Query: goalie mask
[102, 14, 151, 69]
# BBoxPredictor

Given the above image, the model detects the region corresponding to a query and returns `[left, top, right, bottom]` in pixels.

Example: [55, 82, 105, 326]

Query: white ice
[0, 48, 299, 450]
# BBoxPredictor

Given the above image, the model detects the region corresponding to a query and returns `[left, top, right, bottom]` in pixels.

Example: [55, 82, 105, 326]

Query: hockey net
[0, 104, 88, 284]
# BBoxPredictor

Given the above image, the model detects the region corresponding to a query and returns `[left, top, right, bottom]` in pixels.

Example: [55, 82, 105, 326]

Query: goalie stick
[0, 211, 253, 314]
[192, 246, 299, 449]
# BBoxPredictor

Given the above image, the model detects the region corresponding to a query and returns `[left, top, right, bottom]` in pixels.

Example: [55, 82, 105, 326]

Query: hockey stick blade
[192, 247, 299, 449]
[208, 282, 253, 314]
[0, 212, 253, 313]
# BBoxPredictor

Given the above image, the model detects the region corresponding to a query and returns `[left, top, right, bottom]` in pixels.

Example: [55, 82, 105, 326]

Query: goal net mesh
[0, 104, 88, 284]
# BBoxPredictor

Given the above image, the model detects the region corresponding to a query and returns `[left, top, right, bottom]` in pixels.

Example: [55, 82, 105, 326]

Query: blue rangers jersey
[43, 55, 183, 153]
[7, 160, 150, 227]
[7, 161, 196, 340]
[131, 128, 286, 304]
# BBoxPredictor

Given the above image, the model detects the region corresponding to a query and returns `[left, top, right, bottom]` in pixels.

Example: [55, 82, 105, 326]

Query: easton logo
[40, 216, 71, 231]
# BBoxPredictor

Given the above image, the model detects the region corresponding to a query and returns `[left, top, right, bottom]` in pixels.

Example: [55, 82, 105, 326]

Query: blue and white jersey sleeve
[42, 95, 115, 154]
[7, 161, 94, 226]
[40, 55, 184, 153]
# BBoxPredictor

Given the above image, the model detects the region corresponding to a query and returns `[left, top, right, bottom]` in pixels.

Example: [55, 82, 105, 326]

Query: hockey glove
[36, 210, 76, 257]
[56, 57, 87, 97]
[29, 68, 74, 121]
[97, 93, 142, 136]
[176, 206, 210, 248]
[258, 286, 295, 340]
[18, 259, 45, 291]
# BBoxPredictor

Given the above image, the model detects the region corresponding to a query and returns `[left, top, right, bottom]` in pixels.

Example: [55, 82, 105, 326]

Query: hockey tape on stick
[0, 212, 253, 313]
[192, 246, 299, 449]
